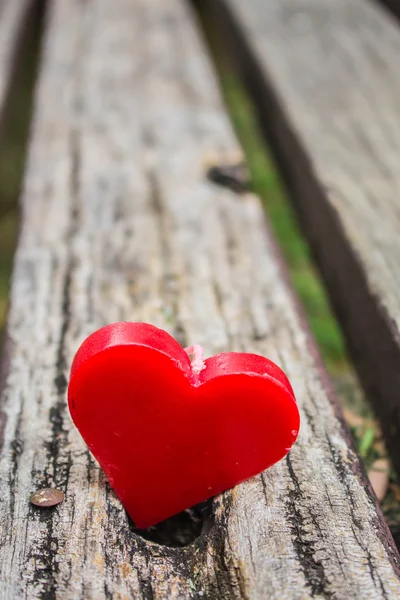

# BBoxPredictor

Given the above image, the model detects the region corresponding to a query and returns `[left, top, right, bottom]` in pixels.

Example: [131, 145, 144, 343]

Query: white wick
[185, 344, 205, 376]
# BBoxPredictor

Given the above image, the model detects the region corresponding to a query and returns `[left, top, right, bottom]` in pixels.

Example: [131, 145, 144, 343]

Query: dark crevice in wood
[8, 390, 24, 524]
[29, 117, 82, 598]
[285, 454, 332, 598]
[130, 499, 213, 548]
[374, 0, 400, 23]
[325, 434, 362, 530]
[101, 492, 239, 594]
[0, 332, 13, 454]
[49, 260, 73, 491]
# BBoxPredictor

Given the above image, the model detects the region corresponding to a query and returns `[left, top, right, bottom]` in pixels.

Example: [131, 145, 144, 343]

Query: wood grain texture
[0, 0, 34, 135]
[209, 0, 400, 476]
[0, 0, 399, 598]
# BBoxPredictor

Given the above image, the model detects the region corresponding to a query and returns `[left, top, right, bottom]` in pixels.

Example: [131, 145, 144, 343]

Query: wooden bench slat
[0, 0, 399, 597]
[0, 0, 33, 134]
[211, 0, 400, 477]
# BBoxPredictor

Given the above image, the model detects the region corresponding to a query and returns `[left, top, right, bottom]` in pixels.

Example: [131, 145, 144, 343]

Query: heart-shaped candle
[68, 322, 299, 528]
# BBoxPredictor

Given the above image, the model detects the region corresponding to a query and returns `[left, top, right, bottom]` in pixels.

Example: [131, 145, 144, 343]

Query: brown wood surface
[0, 0, 34, 136]
[208, 0, 400, 477]
[0, 0, 400, 598]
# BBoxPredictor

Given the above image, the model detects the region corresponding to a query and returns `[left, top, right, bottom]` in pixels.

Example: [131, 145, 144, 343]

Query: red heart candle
[68, 322, 299, 528]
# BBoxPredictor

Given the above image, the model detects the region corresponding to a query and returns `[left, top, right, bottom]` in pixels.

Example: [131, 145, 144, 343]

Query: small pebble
[30, 488, 64, 508]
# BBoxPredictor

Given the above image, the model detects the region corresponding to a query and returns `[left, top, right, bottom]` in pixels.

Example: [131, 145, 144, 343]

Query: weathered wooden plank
[0, 0, 34, 135]
[207, 0, 400, 477]
[0, 0, 399, 598]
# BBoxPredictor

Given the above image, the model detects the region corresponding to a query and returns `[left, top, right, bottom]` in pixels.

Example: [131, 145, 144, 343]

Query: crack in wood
[285, 454, 332, 598]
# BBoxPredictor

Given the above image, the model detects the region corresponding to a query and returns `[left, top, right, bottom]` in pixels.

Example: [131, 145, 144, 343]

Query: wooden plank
[0, 0, 399, 597]
[0, 0, 34, 135]
[208, 0, 400, 477]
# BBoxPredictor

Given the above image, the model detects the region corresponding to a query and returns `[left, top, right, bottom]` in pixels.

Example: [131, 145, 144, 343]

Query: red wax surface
[68, 322, 300, 528]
